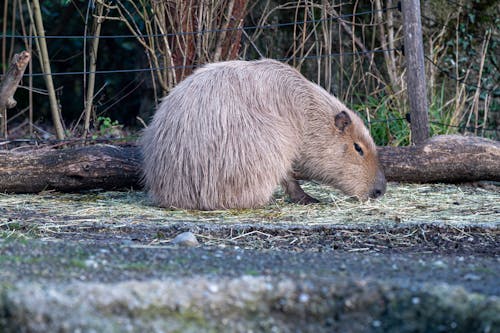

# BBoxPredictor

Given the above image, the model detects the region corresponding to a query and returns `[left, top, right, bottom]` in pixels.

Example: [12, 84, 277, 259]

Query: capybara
[140, 59, 386, 210]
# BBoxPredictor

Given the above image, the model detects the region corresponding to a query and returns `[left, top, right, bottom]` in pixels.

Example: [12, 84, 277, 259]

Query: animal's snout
[370, 187, 385, 199]
[369, 169, 387, 199]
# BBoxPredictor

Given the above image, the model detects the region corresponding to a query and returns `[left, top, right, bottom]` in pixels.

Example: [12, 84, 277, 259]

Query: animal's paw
[292, 194, 320, 205]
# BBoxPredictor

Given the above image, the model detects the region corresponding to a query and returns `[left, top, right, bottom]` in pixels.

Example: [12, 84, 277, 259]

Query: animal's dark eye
[354, 143, 364, 156]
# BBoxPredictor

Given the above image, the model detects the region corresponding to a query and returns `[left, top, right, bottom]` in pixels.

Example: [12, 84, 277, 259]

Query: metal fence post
[402, 0, 429, 145]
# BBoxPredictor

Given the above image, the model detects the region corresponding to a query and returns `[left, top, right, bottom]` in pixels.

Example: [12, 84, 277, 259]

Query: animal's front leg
[281, 173, 319, 204]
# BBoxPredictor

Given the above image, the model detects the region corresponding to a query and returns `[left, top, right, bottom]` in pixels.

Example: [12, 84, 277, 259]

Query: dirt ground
[0, 182, 498, 332]
[0, 182, 498, 289]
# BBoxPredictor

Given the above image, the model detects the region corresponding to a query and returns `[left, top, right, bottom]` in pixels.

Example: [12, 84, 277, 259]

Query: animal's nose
[370, 169, 386, 199]
[370, 187, 385, 199]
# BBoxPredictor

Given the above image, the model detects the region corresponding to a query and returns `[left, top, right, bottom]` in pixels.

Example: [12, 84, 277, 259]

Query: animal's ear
[334, 111, 352, 132]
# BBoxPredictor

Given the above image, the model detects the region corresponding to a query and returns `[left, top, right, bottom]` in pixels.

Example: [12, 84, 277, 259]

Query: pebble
[84, 259, 99, 269]
[463, 273, 481, 281]
[172, 232, 199, 247]
[208, 284, 219, 293]
[432, 260, 447, 269]
[299, 293, 309, 303]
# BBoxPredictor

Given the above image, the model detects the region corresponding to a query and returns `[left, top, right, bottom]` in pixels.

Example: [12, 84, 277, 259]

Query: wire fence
[1, 117, 496, 146]
[421, 13, 492, 46]
[0, 1, 497, 145]
[369, 116, 497, 133]
[1, 1, 494, 89]
[2, 4, 399, 78]
[3, 5, 398, 42]
[7, 48, 399, 78]
[424, 55, 496, 94]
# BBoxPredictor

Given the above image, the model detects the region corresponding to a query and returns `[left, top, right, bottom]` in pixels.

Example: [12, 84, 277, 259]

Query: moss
[157, 310, 216, 333]
[0, 221, 41, 240]
[0, 231, 31, 242]
[379, 287, 500, 333]
[244, 269, 260, 276]
[472, 266, 495, 274]
[68, 259, 88, 269]
[118, 262, 151, 271]
[97, 302, 217, 332]
[0, 255, 20, 264]
[0, 254, 43, 265]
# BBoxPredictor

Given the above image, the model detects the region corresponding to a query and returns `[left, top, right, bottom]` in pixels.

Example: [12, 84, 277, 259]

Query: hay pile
[1, 183, 498, 237]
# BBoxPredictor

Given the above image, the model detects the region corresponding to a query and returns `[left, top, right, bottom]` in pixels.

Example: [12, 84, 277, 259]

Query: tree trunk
[0, 145, 141, 193]
[0, 135, 498, 194]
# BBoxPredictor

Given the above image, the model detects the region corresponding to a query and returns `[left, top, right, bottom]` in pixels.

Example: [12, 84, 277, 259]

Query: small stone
[172, 232, 199, 247]
[298, 293, 309, 303]
[208, 284, 219, 293]
[84, 259, 99, 269]
[432, 260, 447, 269]
[463, 273, 481, 281]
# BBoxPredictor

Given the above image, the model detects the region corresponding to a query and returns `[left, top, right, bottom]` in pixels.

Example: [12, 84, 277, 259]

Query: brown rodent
[140, 59, 386, 210]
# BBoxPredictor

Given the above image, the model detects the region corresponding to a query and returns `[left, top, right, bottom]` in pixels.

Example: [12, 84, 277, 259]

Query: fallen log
[0, 145, 141, 193]
[0, 135, 498, 193]
[378, 135, 500, 183]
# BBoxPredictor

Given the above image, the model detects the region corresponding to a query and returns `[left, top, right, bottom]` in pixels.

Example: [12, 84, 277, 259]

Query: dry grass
[0, 182, 498, 235]
[105, 0, 247, 101]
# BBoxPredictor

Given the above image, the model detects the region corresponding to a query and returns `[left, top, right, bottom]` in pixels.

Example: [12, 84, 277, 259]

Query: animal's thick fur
[141, 59, 385, 210]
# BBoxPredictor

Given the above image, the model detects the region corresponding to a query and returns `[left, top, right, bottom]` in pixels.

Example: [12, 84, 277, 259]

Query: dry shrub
[103, 0, 248, 101]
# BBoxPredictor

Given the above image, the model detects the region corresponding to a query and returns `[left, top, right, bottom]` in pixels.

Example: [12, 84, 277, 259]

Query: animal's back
[141, 60, 307, 210]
